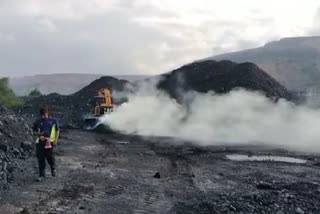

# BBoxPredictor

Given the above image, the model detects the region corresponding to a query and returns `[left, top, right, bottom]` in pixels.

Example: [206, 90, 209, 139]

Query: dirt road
[0, 130, 320, 214]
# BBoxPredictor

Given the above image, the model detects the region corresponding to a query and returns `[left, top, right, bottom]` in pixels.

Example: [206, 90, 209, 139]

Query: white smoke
[102, 80, 320, 153]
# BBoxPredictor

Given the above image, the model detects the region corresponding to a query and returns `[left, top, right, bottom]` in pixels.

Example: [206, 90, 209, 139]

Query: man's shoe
[36, 176, 44, 182]
[51, 169, 56, 177]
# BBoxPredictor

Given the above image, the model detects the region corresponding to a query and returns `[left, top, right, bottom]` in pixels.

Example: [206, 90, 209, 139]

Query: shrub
[29, 88, 42, 97]
[0, 78, 22, 107]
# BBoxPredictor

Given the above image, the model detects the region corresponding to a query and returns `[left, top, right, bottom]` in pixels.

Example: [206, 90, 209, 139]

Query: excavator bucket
[83, 117, 100, 130]
[83, 87, 114, 132]
[83, 116, 114, 133]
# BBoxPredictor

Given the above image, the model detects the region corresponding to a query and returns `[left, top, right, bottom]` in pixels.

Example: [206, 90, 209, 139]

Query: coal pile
[21, 76, 131, 128]
[0, 105, 33, 190]
[23, 61, 294, 128]
[20, 93, 76, 128]
[157, 60, 293, 101]
[73, 76, 129, 99]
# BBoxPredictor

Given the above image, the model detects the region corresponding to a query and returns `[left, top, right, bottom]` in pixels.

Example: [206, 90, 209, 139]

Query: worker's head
[39, 107, 49, 118]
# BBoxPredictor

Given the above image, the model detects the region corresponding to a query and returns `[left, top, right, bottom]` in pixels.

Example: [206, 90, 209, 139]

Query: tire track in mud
[132, 189, 170, 214]
[149, 144, 198, 188]
[146, 143, 226, 214]
[0, 131, 122, 214]
[133, 143, 201, 213]
[0, 132, 233, 213]
[104, 184, 127, 196]
[84, 136, 177, 214]
[30, 169, 96, 214]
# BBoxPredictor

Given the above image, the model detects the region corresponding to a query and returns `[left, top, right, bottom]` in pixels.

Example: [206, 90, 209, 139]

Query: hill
[211, 36, 320, 91]
[22, 60, 293, 128]
[22, 76, 132, 128]
[158, 60, 292, 101]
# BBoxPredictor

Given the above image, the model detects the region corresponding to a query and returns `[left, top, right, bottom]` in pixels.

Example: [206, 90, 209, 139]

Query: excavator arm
[98, 88, 112, 107]
[84, 87, 114, 130]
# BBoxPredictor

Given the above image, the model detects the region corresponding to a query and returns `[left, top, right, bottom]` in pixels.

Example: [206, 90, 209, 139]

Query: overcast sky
[0, 0, 319, 77]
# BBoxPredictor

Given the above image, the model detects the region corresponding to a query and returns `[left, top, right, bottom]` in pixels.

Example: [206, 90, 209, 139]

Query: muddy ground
[0, 130, 320, 214]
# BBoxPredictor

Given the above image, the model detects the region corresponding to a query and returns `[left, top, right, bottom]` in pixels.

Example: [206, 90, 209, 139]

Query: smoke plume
[102, 80, 320, 153]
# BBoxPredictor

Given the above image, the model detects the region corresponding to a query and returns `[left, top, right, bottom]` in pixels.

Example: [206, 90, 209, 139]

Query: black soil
[0, 130, 319, 214]
[0, 105, 33, 191]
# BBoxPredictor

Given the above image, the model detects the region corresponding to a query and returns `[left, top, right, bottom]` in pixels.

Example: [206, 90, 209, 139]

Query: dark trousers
[36, 141, 55, 177]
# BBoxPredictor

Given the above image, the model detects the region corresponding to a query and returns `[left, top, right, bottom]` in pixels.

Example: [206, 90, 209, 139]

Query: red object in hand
[45, 139, 52, 149]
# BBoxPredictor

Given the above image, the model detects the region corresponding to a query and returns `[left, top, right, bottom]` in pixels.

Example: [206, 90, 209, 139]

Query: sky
[0, 0, 319, 77]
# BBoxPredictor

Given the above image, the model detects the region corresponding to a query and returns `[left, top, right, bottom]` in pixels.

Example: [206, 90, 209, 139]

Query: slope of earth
[20, 76, 131, 128]
[0, 105, 33, 191]
[0, 130, 320, 213]
[21, 60, 296, 128]
[210, 36, 320, 91]
[9, 74, 148, 96]
[157, 60, 293, 101]
[72, 75, 131, 99]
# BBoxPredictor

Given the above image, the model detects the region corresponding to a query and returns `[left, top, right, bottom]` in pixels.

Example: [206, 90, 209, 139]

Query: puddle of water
[117, 141, 129, 144]
[226, 154, 306, 164]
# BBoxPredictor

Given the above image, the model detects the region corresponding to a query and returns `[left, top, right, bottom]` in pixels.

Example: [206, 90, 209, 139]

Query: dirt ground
[0, 130, 320, 214]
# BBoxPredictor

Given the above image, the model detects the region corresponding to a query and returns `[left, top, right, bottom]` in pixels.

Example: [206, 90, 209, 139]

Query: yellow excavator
[83, 88, 114, 130]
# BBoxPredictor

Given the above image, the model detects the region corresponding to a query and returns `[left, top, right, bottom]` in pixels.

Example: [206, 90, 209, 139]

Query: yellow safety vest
[35, 124, 58, 144]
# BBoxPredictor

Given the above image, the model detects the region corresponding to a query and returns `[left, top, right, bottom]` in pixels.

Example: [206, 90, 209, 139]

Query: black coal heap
[22, 76, 131, 128]
[157, 60, 293, 101]
[73, 76, 129, 98]
[0, 105, 33, 190]
[23, 60, 294, 128]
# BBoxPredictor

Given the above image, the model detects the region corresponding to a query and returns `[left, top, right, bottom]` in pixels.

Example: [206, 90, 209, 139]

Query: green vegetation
[29, 88, 42, 97]
[0, 77, 22, 107]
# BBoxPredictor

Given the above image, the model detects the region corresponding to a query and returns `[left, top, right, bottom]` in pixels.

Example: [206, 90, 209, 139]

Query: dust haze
[102, 80, 320, 153]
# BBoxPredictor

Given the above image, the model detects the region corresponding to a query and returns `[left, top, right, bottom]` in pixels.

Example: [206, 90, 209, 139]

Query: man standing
[33, 107, 60, 181]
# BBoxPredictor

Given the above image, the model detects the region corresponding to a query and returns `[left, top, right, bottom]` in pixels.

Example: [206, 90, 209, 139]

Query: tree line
[0, 77, 42, 107]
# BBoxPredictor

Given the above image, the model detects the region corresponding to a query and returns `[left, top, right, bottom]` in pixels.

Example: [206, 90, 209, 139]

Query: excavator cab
[83, 88, 114, 130]
[92, 96, 113, 115]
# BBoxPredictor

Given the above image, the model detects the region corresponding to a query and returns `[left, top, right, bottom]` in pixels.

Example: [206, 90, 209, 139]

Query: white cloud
[0, 0, 319, 77]
[6, 0, 117, 19]
[0, 32, 15, 43]
[310, 7, 320, 34]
